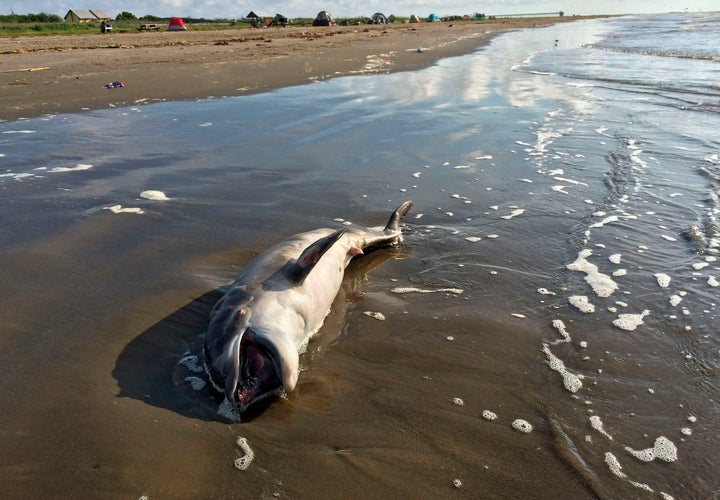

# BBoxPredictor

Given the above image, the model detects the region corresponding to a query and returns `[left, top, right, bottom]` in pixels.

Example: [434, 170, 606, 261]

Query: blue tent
[428, 13, 439, 21]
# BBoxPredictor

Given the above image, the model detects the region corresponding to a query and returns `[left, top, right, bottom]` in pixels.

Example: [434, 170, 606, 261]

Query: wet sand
[0, 16, 610, 500]
[0, 17, 596, 121]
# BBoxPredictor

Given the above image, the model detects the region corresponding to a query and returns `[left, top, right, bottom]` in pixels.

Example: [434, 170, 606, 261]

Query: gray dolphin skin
[203, 201, 412, 417]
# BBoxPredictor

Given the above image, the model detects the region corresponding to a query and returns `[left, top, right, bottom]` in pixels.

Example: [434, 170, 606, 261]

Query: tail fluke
[383, 200, 413, 235]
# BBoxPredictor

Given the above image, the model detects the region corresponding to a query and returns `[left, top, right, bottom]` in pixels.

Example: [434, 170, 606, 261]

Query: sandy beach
[1, 17, 593, 121]
[3, 12, 718, 499]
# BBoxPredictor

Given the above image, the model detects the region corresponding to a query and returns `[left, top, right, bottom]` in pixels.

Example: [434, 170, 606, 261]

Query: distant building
[64, 9, 111, 23]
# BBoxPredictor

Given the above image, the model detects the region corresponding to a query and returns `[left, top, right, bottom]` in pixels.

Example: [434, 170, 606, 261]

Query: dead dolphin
[203, 201, 412, 418]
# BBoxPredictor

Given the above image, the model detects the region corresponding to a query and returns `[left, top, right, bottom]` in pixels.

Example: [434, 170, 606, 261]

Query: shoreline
[0, 17, 601, 122]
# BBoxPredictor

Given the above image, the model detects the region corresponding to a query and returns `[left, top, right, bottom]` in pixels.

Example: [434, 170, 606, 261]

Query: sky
[4, 1, 716, 20]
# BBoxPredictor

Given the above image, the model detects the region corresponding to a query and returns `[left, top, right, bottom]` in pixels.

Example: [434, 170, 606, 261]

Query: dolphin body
[203, 201, 412, 418]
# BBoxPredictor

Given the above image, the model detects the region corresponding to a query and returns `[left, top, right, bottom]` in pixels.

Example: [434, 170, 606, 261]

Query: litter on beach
[103, 81, 125, 89]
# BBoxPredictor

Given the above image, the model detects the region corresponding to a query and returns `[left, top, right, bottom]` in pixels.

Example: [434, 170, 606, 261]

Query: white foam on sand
[49, 163, 93, 173]
[482, 410, 497, 421]
[604, 452, 627, 479]
[363, 311, 386, 321]
[625, 436, 678, 463]
[590, 215, 619, 229]
[140, 190, 170, 200]
[104, 205, 144, 215]
[609, 253, 622, 264]
[669, 294, 683, 307]
[501, 208, 525, 220]
[512, 419, 533, 433]
[604, 452, 655, 493]
[234, 437, 254, 470]
[391, 286, 463, 295]
[654, 273, 671, 288]
[542, 344, 583, 393]
[566, 249, 618, 297]
[551, 319, 571, 344]
[589, 415, 613, 440]
[568, 295, 595, 313]
[184, 376, 206, 390]
[612, 310, 650, 331]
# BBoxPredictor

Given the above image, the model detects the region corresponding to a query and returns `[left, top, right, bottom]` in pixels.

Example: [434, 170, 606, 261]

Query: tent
[371, 12, 388, 24]
[312, 10, 335, 26]
[409, 15, 420, 23]
[427, 13, 439, 22]
[166, 17, 187, 31]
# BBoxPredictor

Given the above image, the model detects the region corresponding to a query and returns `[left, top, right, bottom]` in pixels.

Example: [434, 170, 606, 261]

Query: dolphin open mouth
[234, 335, 283, 409]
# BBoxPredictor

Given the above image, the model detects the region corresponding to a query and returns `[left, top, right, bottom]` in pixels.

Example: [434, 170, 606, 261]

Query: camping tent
[371, 12, 388, 24]
[166, 17, 187, 31]
[312, 11, 335, 26]
[409, 15, 420, 23]
[427, 13, 439, 22]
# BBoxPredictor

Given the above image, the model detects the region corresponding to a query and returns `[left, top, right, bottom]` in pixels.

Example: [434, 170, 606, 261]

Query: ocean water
[1, 13, 718, 499]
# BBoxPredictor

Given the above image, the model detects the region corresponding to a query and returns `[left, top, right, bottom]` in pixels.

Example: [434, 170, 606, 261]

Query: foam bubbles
[104, 205, 144, 215]
[568, 295, 595, 313]
[566, 249, 618, 297]
[482, 410, 497, 421]
[178, 354, 203, 373]
[612, 310, 650, 331]
[542, 344, 583, 393]
[391, 286, 463, 295]
[234, 436, 255, 470]
[363, 311, 386, 321]
[589, 415, 613, 440]
[49, 163, 93, 173]
[654, 273, 671, 288]
[551, 319, 571, 344]
[140, 190, 170, 200]
[624, 436, 678, 463]
[512, 419, 533, 433]
[184, 376, 206, 390]
[501, 208, 525, 220]
[604, 452, 627, 479]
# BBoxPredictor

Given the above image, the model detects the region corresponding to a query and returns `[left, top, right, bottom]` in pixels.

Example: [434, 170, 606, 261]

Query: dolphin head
[231, 328, 284, 408]
[204, 295, 299, 414]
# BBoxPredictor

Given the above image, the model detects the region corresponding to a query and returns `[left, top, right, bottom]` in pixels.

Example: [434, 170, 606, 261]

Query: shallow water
[1, 15, 718, 499]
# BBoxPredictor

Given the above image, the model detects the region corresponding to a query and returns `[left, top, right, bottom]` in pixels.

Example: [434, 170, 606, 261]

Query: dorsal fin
[290, 228, 346, 285]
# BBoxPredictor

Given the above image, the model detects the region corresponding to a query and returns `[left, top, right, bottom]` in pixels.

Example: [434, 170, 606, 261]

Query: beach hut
[64, 9, 110, 23]
[166, 17, 187, 31]
[312, 11, 335, 26]
[371, 12, 388, 24]
[409, 15, 420, 23]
